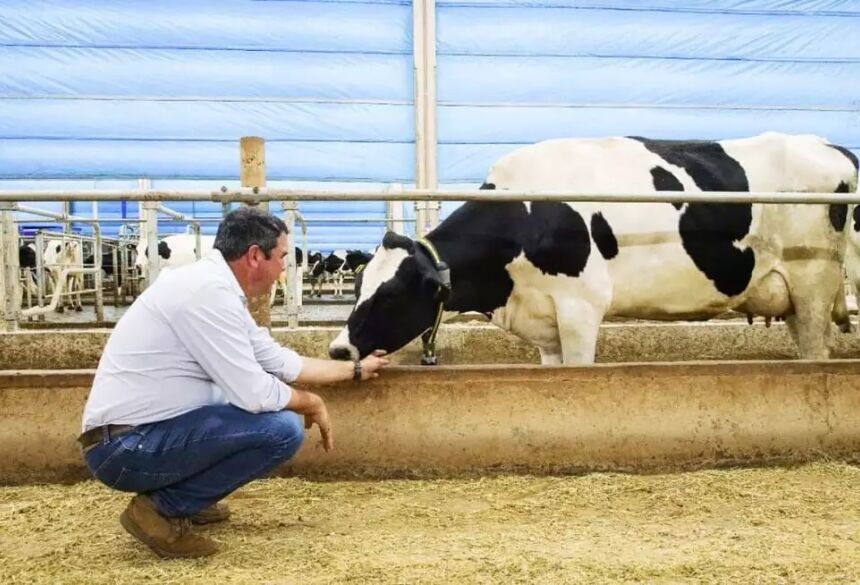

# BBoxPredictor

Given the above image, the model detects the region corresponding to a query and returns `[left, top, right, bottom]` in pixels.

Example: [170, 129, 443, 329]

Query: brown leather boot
[119, 495, 219, 558]
[191, 502, 230, 525]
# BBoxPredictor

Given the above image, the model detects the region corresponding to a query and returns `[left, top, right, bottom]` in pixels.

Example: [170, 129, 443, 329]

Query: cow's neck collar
[414, 237, 451, 366]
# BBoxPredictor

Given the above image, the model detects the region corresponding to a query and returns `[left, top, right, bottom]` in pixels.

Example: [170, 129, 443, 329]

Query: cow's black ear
[382, 231, 414, 252]
[422, 267, 450, 302]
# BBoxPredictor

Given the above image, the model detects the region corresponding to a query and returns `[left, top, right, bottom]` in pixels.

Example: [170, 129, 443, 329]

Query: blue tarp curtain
[1, 0, 858, 245]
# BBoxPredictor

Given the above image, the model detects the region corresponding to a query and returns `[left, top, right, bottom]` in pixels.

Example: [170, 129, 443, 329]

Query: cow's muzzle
[329, 346, 356, 361]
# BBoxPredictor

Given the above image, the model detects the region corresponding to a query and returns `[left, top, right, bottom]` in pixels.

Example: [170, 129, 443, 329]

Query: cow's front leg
[73, 274, 83, 311]
[554, 300, 604, 364]
[831, 284, 852, 334]
[785, 263, 840, 360]
[538, 347, 563, 365]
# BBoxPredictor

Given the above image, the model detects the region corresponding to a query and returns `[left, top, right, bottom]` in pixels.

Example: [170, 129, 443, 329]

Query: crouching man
[79, 207, 389, 558]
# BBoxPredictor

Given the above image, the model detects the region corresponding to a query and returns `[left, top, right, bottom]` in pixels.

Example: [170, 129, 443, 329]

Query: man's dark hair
[214, 207, 288, 261]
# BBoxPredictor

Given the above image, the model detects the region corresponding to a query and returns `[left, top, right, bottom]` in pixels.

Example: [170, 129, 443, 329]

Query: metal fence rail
[3, 186, 860, 332]
[1, 188, 860, 204]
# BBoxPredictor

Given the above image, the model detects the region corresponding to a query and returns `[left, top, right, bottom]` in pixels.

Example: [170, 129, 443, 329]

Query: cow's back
[484, 133, 856, 321]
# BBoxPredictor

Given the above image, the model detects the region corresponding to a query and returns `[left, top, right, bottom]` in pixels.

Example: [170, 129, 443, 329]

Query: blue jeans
[83, 404, 304, 518]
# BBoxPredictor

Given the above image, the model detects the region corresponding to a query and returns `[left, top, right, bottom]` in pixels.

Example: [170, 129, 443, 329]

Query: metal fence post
[387, 184, 404, 234]
[0, 201, 20, 332]
[283, 200, 299, 328]
[35, 230, 45, 313]
[92, 222, 104, 322]
[142, 201, 160, 287]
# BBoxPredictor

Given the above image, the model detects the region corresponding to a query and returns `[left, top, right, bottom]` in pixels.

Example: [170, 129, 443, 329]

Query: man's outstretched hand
[359, 349, 390, 380]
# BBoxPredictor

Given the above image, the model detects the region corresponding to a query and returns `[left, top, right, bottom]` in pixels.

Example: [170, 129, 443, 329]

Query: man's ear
[247, 244, 264, 267]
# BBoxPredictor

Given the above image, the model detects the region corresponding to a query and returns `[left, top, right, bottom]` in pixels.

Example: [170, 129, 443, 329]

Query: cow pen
[3, 188, 860, 474]
[4, 183, 860, 582]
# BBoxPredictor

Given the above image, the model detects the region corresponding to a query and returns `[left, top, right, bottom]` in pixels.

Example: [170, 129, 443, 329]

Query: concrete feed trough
[2, 361, 860, 485]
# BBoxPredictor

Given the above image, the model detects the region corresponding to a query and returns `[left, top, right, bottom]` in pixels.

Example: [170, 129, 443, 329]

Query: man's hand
[304, 399, 333, 452]
[286, 389, 333, 451]
[359, 350, 390, 381]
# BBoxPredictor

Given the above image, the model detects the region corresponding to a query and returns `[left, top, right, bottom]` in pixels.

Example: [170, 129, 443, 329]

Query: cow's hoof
[56, 306, 65, 314]
[75, 306, 83, 312]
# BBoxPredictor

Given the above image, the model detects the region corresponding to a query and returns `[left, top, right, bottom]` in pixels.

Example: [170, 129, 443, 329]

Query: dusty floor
[2, 463, 860, 584]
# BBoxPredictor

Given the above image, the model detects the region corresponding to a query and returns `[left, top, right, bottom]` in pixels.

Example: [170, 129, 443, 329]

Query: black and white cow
[270, 246, 308, 307]
[346, 249, 374, 297]
[135, 234, 215, 277]
[345, 249, 374, 272]
[309, 250, 351, 297]
[42, 238, 84, 312]
[18, 243, 37, 299]
[306, 251, 326, 297]
[330, 132, 859, 364]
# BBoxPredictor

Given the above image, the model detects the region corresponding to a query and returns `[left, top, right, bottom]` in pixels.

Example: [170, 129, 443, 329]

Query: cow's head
[134, 238, 172, 274]
[328, 232, 449, 360]
[345, 250, 374, 272]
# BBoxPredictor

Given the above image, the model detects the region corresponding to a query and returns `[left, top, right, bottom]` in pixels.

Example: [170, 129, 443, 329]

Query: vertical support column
[386, 184, 405, 234]
[111, 246, 120, 307]
[413, 0, 427, 238]
[0, 202, 20, 332]
[34, 231, 45, 320]
[62, 201, 71, 234]
[142, 201, 160, 288]
[93, 223, 104, 323]
[283, 200, 299, 328]
[424, 0, 440, 231]
[413, 0, 439, 237]
[240, 136, 271, 328]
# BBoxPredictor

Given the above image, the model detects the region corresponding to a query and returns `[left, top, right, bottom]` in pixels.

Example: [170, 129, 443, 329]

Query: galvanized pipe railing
[0, 188, 859, 204]
[157, 205, 203, 262]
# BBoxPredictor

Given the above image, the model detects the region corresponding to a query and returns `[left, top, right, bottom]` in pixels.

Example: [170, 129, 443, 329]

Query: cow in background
[330, 132, 859, 364]
[269, 247, 307, 307]
[18, 243, 37, 300]
[134, 234, 215, 280]
[307, 251, 328, 297]
[307, 249, 375, 298]
[346, 249, 374, 297]
[84, 241, 140, 300]
[43, 238, 84, 312]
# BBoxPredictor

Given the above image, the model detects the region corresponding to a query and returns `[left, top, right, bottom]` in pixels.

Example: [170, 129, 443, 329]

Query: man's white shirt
[82, 249, 302, 432]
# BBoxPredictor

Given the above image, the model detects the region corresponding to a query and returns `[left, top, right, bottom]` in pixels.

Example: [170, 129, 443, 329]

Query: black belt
[78, 424, 137, 451]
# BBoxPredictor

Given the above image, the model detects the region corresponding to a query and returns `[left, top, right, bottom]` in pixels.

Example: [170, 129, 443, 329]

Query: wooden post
[240, 136, 271, 328]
